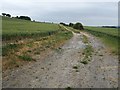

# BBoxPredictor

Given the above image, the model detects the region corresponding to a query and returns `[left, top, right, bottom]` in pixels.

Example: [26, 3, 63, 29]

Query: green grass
[81, 45, 94, 64]
[67, 26, 80, 33]
[2, 16, 59, 40]
[2, 43, 20, 56]
[84, 26, 119, 55]
[2, 17, 73, 70]
[18, 55, 33, 61]
[82, 35, 89, 44]
[84, 26, 118, 37]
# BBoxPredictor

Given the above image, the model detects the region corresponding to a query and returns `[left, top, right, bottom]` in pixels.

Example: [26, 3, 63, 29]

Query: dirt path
[2, 30, 118, 88]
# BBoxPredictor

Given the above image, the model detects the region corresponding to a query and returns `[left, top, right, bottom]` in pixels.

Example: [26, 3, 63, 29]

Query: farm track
[2, 28, 118, 88]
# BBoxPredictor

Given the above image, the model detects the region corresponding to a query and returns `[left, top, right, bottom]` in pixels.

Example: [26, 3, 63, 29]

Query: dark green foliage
[73, 22, 84, 30]
[18, 16, 31, 21]
[2, 13, 6, 16]
[73, 66, 78, 69]
[6, 14, 11, 17]
[60, 22, 68, 26]
[2, 13, 11, 17]
[66, 86, 71, 90]
[81, 60, 88, 64]
[69, 23, 74, 27]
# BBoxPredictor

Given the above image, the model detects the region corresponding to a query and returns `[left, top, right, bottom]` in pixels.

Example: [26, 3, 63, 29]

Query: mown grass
[84, 26, 119, 55]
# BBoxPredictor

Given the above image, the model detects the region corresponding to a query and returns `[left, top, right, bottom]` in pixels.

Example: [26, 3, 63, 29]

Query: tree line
[2, 13, 31, 21]
[60, 22, 84, 30]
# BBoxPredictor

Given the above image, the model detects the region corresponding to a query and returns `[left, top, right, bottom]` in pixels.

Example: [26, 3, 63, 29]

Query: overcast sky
[1, 0, 119, 26]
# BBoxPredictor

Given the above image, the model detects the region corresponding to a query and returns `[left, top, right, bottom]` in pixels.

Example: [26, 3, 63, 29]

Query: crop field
[85, 26, 118, 37]
[2, 16, 59, 41]
[84, 26, 119, 55]
[2, 16, 73, 70]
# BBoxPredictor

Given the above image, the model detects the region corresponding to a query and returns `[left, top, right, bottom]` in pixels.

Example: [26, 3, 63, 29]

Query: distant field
[2, 16, 59, 40]
[84, 26, 119, 55]
[85, 26, 118, 37]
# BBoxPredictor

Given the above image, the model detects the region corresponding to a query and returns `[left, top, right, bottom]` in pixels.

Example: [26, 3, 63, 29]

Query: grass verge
[85, 28, 119, 55]
[2, 29, 73, 70]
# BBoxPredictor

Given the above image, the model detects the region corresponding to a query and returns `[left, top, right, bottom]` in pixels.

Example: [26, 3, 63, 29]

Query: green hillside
[85, 26, 118, 37]
[2, 16, 72, 70]
[2, 16, 59, 40]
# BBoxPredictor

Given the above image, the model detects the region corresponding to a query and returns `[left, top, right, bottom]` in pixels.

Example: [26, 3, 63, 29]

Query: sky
[0, 0, 119, 26]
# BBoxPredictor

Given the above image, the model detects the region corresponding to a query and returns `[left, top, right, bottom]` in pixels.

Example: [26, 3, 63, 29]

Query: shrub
[73, 22, 84, 30]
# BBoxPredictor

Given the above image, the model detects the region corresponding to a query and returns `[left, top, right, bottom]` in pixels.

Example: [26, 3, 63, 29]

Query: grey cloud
[1, 1, 118, 26]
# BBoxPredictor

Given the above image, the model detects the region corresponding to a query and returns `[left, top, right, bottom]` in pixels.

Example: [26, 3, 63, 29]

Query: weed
[80, 44, 93, 64]
[73, 65, 78, 69]
[66, 86, 71, 90]
[81, 60, 88, 64]
[18, 55, 33, 61]
[82, 35, 89, 44]
[76, 70, 79, 72]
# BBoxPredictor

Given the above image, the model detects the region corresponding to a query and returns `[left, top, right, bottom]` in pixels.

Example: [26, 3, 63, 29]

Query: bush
[73, 22, 84, 30]
[69, 23, 74, 27]
[60, 22, 68, 26]
[19, 16, 31, 21]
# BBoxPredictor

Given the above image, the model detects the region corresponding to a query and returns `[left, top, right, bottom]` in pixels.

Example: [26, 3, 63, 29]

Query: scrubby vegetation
[73, 22, 84, 30]
[80, 34, 94, 64]
[60, 22, 84, 30]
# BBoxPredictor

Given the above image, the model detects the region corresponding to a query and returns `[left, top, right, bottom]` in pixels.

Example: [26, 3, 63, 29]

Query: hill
[2, 16, 73, 70]
[2, 16, 59, 41]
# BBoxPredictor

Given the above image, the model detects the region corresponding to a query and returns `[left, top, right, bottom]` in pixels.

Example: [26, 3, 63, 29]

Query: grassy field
[2, 16, 73, 70]
[85, 26, 118, 37]
[84, 26, 119, 55]
[2, 16, 59, 41]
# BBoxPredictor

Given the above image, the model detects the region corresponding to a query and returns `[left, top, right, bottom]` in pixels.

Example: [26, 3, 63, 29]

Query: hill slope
[2, 16, 59, 40]
[2, 16, 73, 70]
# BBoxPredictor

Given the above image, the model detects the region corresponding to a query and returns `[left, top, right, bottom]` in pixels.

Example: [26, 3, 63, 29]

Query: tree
[16, 16, 19, 18]
[6, 14, 11, 17]
[19, 16, 31, 21]
[2, 13, 6, 16]
[69, 23, 74, 27]
[60, 22, 68, 26]
[73, 22, 84, 30]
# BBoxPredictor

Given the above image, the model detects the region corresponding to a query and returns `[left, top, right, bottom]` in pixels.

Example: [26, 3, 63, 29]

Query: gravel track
[2, 31, 118, 88]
